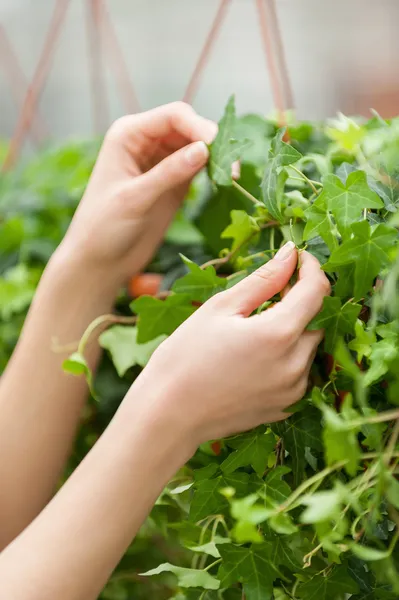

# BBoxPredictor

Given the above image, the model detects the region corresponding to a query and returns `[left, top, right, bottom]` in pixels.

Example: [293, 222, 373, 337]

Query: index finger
[112, 102, 218, 146]
[265, 251, 331, 332]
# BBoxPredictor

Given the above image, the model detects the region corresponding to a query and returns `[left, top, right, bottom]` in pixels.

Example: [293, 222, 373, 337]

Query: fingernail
[275, 241, 296, 261]
[185, 141, 209, 167]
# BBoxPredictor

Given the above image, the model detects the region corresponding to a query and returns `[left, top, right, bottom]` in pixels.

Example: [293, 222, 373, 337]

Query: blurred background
[0, 0, 399, 147]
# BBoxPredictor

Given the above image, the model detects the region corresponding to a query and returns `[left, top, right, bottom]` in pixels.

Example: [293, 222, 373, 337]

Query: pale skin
[0, 102, 330, 599]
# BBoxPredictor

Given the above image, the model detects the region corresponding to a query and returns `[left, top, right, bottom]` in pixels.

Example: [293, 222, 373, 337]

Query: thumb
[221, 241, 298, 316]
[132, 141, 209, 207]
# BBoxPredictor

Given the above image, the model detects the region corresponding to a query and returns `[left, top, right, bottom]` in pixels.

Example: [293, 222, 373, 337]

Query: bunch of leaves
[65, 99, 399, 599]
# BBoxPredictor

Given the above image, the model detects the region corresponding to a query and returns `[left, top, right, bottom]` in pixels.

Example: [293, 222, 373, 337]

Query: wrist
[119, 373, 198, 470]
[45, 243, 120, 311]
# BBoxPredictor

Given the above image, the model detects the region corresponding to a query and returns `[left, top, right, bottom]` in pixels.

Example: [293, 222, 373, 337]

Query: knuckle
[288, 360, 306, 385]
[105, 116, 134, 143]
[169, 100, 195, 117]
[274, 321, 297, 346]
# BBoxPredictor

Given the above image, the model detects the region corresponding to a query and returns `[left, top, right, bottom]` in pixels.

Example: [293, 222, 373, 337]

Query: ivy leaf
[272, 408, 323, 486]
[325, 221, 397, 300]
[221, 209, 260, 251]
[221, 432, 276, 476]
[297, 565, 359, 599]
[208, 95, 251, 186]
[301, 485, 345, 523]
[320, 404, 361, 475]
[63, 352, 96, 398]
[172, 256, 227, 303]
[269, 534, 304, 572]
[253, 466, 291, 505]
[99, 326, 166, 377]
[261, 129, 302, 221]
[308, 296, 361, 353]
[335, 161, 357, 184]
[363, 339, 398, 386]
[348, 319, 376, 362]
[190, 473, 249, 522]
[140, 563, 220, 590]
[303, 191, 337, 252]
[131, 294, 196, 343]
[189, 537, 231, 558]
[322, 171, 383, 235]
[218, 544, 279, 600]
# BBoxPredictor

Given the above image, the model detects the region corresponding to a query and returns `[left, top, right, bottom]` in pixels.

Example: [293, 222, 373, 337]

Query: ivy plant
[81, 99, 399, 599]
[4, 98, 399, 598]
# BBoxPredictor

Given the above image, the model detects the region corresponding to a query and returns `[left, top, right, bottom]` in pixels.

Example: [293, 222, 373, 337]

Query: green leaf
[99, 326, 166, 377]
[303, 192, 337, 252]
[172, 256, 227, 302]
[308, 296, 361, 353]
[254, 466, 291, 505]
[63, 352, 95, 398]
[131, 294, 196, 343]
[269, 534, 304, 572]
[297, 565, 359, 599]
[321, 404, 361, 476]
[385, 472, 399, 509]
[218, 544, 279, 600]
[348, 319, 376, 362]
[301, 486, 345, 523]
[208, 95, 251, 186]
[140, 563, 220, 590]
[272, 407, 323, 486]
[322, 171, 383, 235]
[261, 128, 302, 221]
[350, 544, 390, 561]
[325, 221, 397, 300]
[221, 432, 275, 477]
[190, 473, 249, 522]
[221, 210, 260, 251]
[364, 339, 398, 386]
[189, 537, 231, 558]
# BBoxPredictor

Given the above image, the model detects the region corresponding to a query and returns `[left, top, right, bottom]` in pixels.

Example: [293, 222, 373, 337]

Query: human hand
[135, 243, 330, 449]
[60, 102, 216, 292]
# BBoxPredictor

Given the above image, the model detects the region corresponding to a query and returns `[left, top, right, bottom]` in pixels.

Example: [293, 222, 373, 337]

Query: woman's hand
[136, 243, 331, 448]
[61, 102, 217, 291]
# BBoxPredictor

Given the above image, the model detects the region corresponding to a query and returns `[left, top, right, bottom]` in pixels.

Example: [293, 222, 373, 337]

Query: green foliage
[5, 102, 399, 598]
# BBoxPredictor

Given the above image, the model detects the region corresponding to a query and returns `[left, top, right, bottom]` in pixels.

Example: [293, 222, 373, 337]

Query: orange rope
[98, 0, 140, 114]
[255, 0, 286, 127]
[2, 0, 71, 171]
[266, 0, 294, 110]
[86, 0, 110, 133]
[183, 0, 232, 104]
[0, 26, 48, 145]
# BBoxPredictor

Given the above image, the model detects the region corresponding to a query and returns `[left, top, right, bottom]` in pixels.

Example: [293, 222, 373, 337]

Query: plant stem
[232, 180, 261, 205]
[290, 165, 321, 195]
[204, 558, 221, 571]
[200, 221, 278, 270]
[279, 461, 348, 513]
[77, 314, 137, 356]
[351, 409, 399, 428]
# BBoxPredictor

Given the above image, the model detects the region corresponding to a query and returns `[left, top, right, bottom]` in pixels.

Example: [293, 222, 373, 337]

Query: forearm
[0, 245, 119, 547]
[0, 380, 192, 600]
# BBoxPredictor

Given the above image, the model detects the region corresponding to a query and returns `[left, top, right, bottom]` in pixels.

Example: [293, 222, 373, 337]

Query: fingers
[131, 141, 209, 206]
[108, 102, 218, 147]
[266, 251, 330, 333]
[217, 241, 298, 317]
